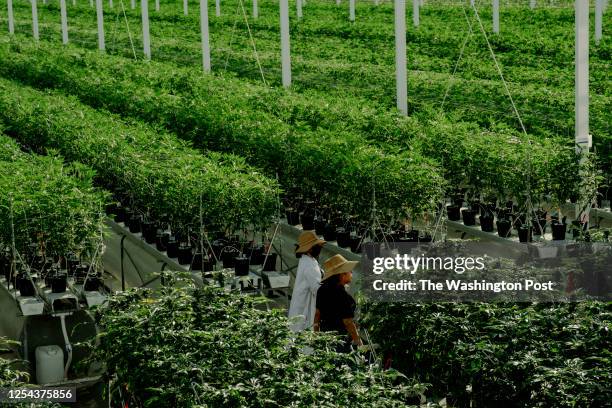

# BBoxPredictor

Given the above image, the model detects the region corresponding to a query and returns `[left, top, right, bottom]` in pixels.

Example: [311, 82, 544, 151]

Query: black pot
[17, 275, 36, 297]
[74, 264, 89, 284]
[551, 222, 567, 241]
[362, 242, 380, 259]
[453, 195, 464, 208]
[156, 231, 170, 252]
[496, 219, 512, 238]
[177, 244, 193, 265]
[222, 248, 240, 268]
[128, 214, 142, 233]
[480, 214, 494, 232]
[113, 205, 126, 223]
[263, 252, 277, 271]
[532, 218, 547, 235]
[234, 256, 250, 276]
[141, 221, 157, 244]
[84, 275, 101, 291]
[518, 226, 532, 243]
[482, 203, 496, 216]
[286, 208, 300, 226]
[166, 237, 180, 258]
[67, 258, 80, 275]
[336, 228, 351, 248]
[461, 209, 477, 226]
[51, 273, 67, 293]
[323, 223, 337, 241]
[446, 205, 461, 221]
[300, 213, 315, 231]
[349, 235, 361, 253]
[314, 218, 327, 235]
[418, 234, 432, 243]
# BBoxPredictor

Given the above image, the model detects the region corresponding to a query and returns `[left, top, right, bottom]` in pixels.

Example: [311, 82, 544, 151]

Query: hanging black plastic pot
[551, 222, 567, 241]
[518, 225, 532, 243]
[51, 273, 67, 293]
[263, 252, 277, 271]
[323, 223, 337, 241]
[461, 209, 477, 226]
[166, 237, 180, 258]
[496, 219, 512, 238]
[531, 218, 547, 235]
[480, 213, 495, 232]
[446, 205, 461, 221]
[17, 275, 36, 297]
[286, 208, 300, 226]
[234, 255, 250, 276]
[336, 228, 351, 248]
[177, 244, 193, 265]
[156, 231, 170, 252]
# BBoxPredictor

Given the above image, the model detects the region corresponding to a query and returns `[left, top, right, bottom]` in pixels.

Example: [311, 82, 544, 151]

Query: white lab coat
[288, 255, 322, 332]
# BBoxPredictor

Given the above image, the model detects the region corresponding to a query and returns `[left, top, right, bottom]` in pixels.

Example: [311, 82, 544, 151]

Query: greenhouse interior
[0, 0, 610, 406]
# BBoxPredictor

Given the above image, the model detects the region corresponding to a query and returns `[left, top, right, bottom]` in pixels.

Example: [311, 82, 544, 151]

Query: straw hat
[295, 231, 326, 254]
[322, 254, 359, 281]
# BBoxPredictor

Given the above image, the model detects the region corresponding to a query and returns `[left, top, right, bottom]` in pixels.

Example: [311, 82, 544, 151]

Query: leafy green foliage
[0, 133, 107, 256]
[0, 79, 279, 232]
[91, 273, 428, 407]
[361, 301, 612, 407]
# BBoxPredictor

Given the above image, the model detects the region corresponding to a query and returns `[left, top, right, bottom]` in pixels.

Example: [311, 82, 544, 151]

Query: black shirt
[316, 283, 356, 335]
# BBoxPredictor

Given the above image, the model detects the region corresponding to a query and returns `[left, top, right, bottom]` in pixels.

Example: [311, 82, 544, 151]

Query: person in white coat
[288, 230, 326, 332]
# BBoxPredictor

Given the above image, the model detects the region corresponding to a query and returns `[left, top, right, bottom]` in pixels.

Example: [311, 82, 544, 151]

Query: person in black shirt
[314, 254, 362, 352]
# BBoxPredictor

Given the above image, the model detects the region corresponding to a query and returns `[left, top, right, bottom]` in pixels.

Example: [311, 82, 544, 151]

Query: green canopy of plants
[0, 80, 280, 232]
[90, 273, 428, 407]
[0, 133, 107, 257]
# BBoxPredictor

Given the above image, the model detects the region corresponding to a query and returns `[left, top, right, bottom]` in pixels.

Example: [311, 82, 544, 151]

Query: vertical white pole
[297, 0, 302, 19]
[530, 0, 535, 8]
[336, 0, 340, 5]
[31, 0, 39, 40]
[349, 0, 355, 21]
[492, 0, 499, 34]
[72, 0, 76, 6]
[374, 0, 379, 6]
[60, 0, 68, 44]
[184, 0, 188, 15]
[7, 0, 14, 35]
[90, 0, 93, 7]
[419, 0, 423, 5]
[109, 0, 113, 8]
[575, 0, 589, 148]
[413, 0, 419, 26]
[280, 0, 291, 87]
[142, 0, 151, 59]
[395, 0, 407, 115]
[470, 0, 474, 7]
[200, 0, 211, 72]
[595, 0, 603, 44]
[96, 0, 105, 50]
[131, 0, 135, 9]
[253, 0, 257, 18]
[215, 0, 220, 16]
[155, 0, 159, 11]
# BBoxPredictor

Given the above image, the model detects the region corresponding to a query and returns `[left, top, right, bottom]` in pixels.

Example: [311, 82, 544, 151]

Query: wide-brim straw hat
[295, 230, 326, 254]
[322, 254, 359, 281]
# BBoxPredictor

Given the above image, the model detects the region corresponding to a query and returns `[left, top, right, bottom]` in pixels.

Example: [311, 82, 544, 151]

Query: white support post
[200, 0, 211, 72]
[575, 0, 589, 149]
[31, 0, 39, 40]
[253, 0, 257, 18]
[297, 0, 302, 19]
[155, 0, 159, 11]
[336, 0, 340, 5]
[349, 0, 355, 21]
[72, 0, 76, 6]
[374, 0, 379, 5]
[215, 0, 220, 16]
[492, 0, 499, 34]
[595, 0, 603, 44]
[470, 0, 474, 7]
[395, 0, 407, 115]
[413, 0, 419, 26]
[419, 0, 423, 5]
[184, 0, 188, 15]
[280, 0, 291, 87]
[60, 0, 68, 44]
[131, 0, 135, 9]
[90, 0, 93, 7]
[109, 0, 113, 8]
[96, 0, 105, 50]
[530, 0, 535, 9]
[7, 0, 14, 35]
[142, 0, 151, 59]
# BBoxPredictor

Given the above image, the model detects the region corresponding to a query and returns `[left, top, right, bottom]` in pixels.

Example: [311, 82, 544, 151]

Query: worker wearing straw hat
[288, 231, 326, 332]
[314, 254, 363, 352]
